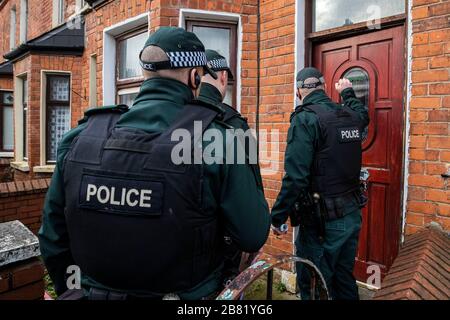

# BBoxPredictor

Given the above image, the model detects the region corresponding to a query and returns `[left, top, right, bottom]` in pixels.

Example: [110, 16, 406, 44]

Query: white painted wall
[401, 0, 413, 243]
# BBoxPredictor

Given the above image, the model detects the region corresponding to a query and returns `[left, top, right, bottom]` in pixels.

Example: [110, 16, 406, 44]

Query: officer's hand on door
[335, 78, 353, 94]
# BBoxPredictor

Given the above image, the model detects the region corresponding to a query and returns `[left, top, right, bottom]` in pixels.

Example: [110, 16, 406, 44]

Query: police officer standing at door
[39, 27, 270, 300]
[271, 67, 369, 300]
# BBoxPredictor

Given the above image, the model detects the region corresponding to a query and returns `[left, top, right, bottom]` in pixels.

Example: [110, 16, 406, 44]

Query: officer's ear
[220, 70, 228, 87]
[296, 88, 301, 100]
[188, 68, 201, 90]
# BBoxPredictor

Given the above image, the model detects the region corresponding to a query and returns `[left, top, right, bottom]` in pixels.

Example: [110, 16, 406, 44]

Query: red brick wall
[0, 258, 45, 300]
[10, 54, 82, 176]
[82, 0, 150, 109]
[407, 0, 450, 234]
[0, 0, 18, 65]
[0, 158, 13, 182]
[83, 0, 258, 121]
[258, 0, 296, 256]
[0, 76, 13, 90]
[0, 0, 78, 64]
[148, 0, 259, 126]
[0, 179, 50, 234]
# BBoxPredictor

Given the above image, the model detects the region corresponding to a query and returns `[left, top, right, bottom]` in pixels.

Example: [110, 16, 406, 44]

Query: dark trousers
[295, 209, 362, 300]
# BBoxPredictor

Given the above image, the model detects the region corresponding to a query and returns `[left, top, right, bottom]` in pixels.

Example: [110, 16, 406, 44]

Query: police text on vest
[338, 127, 361, 143]
[86, 184, 152, 208]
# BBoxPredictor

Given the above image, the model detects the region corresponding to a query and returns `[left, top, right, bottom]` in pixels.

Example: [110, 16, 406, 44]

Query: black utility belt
[320, 192, 360, 221]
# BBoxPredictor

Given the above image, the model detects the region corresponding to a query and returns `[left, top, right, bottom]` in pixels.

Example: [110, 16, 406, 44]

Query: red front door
[313, 26, 406, 282]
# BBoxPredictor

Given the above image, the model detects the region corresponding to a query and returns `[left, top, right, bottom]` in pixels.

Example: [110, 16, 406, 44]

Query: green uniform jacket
[271, 88, 370, 227]
[38, 78, 271, 299]
[198, 83, 263, 187]
[199, 83, 249, 130]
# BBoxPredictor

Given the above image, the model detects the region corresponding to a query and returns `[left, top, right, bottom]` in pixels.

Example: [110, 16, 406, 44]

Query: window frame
[10, 6, 16, 50]
[0, 91, 14, 153]
[304, 0, 407, 65]
[115, 26, 147, 105]
[22, 78, 28, 161]
[45, 74, 71, 164]
[186, 19, 238, 108]
[19, 0, 28, 44]
[306, 1, 407, 39]
[57, 0, 65, 25]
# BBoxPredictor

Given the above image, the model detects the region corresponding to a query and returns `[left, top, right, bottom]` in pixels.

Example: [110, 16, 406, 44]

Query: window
[19, 0, 28, 43]
[343, 68, 369, 107]
[46, 75, 71, 163]
[118, 88, 139, 106]
[0, 91, 14, 152]
[313, 0, 406, 32]
[10, 7, 16, 50]
[115, 28, 147, 106]
[54, 0, 65, 25]
[58, 0, 65, 24]
[343, 67, 370, 141]
[22, 78, 28, 160]
[187, 20, 238, 107]
[75, 0, 85, 11]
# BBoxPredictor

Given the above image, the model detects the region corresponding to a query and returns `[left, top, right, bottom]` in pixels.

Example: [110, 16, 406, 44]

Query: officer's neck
[199, 82, 224, 104]
[133, 77, 194, 107]
[301, 89, 328, 106]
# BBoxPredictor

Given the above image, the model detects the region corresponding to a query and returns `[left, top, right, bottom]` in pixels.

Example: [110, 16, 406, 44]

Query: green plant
[44, 273, 57, 300]
[275, 281, 286, 293]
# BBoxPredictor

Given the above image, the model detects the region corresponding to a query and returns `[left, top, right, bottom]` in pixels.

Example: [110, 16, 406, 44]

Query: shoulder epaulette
[191, 99, 225, 121]
[77, 104, 129, 125]
[290, 105, 304, 122]
[84, 104, 129, 117]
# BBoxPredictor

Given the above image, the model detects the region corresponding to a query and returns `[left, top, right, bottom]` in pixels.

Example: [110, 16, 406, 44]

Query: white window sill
[0, 152, 14, 158]
[33, 165, 56, 173]
[10, 161, 30, 172]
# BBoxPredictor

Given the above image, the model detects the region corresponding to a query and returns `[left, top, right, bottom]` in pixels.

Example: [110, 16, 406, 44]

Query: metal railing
[216, 253, 330, 300]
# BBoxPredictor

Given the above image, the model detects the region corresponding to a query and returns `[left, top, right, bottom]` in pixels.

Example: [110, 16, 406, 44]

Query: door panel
[313, 26, 405, 282]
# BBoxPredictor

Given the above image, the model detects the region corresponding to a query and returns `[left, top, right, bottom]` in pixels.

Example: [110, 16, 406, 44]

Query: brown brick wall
[0, 0, 78, 64]
[258, 0, 296, 256]
[407, 0, 450, 234]
[0, 258, 45, 300]
[82, 0, 150, 110]
[0, 158, 13, 182]
[0, 0, 18, 65]
[9, 54, 82, 177]
[83, 0, 258, 121]
[0, 76, 13, 90]
[147, 0, 259, 126]
[0, 178, 50, 234]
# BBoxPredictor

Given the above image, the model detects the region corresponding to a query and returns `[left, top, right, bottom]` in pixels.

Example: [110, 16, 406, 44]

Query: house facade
[0, 0, 448, 285]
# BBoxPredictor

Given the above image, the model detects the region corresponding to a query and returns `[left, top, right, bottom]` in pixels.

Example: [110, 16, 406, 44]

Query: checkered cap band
[297, 76, 325, 88]
[167, 51, 208, 68]
[209, 58, 228, 70]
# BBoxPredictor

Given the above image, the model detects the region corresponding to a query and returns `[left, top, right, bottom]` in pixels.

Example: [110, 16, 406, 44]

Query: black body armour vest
[301, 104, 363, 199]
[63, 103, 222, 294]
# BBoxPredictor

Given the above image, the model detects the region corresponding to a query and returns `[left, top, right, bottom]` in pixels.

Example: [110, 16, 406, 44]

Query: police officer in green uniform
[199, 50, 248, 130]
[38, 27, 270, 300]
[198, 49, 264, 285]
[271, 67, 369, 300]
